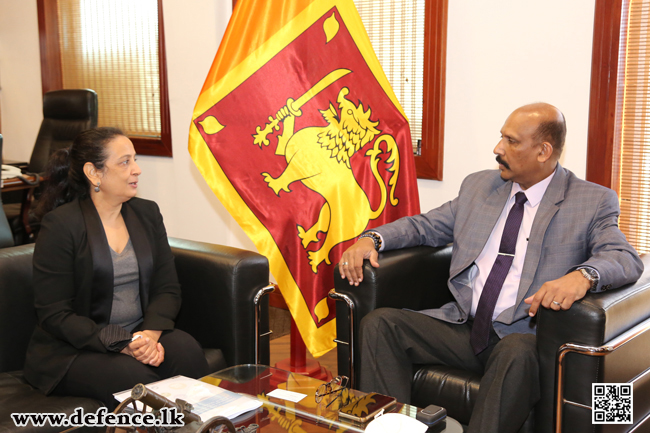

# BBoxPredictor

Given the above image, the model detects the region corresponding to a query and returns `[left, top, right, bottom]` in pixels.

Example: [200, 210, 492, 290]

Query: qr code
[592, 383, 633, 424]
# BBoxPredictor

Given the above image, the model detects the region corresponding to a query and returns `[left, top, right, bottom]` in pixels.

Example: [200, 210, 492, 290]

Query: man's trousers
[359, 308, 539, 433]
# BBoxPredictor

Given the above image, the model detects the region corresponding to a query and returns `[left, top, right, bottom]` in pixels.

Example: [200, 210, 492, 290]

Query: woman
[23, 127, 209, 410]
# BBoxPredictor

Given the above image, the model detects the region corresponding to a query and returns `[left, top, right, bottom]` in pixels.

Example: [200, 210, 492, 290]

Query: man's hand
[339, 237, 380, 286]
[524, 270, 591, 316]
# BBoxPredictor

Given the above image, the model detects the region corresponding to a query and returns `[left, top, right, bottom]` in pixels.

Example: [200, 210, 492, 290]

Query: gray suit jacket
[374, 165, 644, 337]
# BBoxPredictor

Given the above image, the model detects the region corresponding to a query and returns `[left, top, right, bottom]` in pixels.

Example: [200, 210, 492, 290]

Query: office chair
[3, 89, 98, 244]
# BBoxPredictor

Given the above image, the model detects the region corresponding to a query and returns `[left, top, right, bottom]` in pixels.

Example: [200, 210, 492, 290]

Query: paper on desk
[113, 375, 262, 421]
[365, 413, 428, 433]
[267, 388, 307, 403]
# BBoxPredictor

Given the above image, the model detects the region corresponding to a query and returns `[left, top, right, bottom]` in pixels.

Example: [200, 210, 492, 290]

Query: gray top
[109, 238, 143, 332]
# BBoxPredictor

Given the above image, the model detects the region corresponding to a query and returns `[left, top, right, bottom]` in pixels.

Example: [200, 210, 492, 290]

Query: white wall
[420, 0, 596, 211]
[135, 0, 256, 250]
[0, 0, 596, 252]
[0, 0, 43, 163]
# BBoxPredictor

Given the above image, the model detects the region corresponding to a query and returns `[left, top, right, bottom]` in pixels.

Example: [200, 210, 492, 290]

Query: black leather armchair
[0, 237, 271, 433]
[3, 89, 98, 244]
[330, 245, 650, 433]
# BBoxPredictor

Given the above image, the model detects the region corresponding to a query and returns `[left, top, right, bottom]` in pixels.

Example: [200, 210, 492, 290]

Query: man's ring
[342, 261, 348, 266]
[552, 301, 561, 306]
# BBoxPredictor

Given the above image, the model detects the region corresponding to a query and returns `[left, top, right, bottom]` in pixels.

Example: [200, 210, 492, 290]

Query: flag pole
[273, 290, 331, 381]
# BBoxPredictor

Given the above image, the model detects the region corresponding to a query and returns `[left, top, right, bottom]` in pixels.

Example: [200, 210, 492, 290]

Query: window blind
[615, 0, 650, 253]
[57, 0, 161, 139]
[353, 0, 425, 155]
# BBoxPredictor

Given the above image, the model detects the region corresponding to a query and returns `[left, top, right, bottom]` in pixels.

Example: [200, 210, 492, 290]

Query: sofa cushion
[0, 371, 103, 433]
[204, 348, 227, 374]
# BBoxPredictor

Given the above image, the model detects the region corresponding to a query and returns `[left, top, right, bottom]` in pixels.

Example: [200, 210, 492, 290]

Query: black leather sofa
[331, 245, 650, 433]
[0, 237, 271, 433]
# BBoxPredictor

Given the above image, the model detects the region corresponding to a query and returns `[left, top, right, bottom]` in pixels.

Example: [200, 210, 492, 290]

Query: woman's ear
[83, 162, 99, 185]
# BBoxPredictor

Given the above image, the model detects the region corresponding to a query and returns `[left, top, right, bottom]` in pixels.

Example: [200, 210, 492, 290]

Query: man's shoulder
[460, 169, 505, 194]
[560, 167, 616, 199]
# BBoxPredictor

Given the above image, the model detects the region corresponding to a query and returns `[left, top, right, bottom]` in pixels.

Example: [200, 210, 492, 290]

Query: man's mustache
[496, 156, 510, 170]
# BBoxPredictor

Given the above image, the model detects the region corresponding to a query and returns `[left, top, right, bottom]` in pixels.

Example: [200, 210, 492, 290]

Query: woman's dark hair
[35, 127, 125, 218]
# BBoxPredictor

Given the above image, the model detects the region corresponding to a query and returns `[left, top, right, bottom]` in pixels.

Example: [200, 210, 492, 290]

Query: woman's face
[96, 135, 141, 203]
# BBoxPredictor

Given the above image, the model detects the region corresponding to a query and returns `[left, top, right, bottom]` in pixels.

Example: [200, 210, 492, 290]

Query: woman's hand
[121, 330, 165, 366]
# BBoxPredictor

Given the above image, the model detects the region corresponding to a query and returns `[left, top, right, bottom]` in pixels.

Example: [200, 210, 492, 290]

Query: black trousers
[359, 308, 539, 433]
[52, 329, 210, 411]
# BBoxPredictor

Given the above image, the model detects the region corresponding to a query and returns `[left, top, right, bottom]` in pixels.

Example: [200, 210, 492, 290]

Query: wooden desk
[1, 175, 37, 193]
[1, 175, 40, 242]
[2, 159, 29, 170]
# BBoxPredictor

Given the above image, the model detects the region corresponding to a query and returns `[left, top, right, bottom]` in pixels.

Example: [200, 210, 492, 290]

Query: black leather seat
[2, 89, 98, 244]
[0, 237, 271, 433]
[331, 245, 650, 432]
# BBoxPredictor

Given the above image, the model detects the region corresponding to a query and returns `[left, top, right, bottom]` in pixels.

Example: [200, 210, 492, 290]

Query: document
[365, 413, 428, 433]
[113, 375, 262, 421]
[267, 388, 307, 403]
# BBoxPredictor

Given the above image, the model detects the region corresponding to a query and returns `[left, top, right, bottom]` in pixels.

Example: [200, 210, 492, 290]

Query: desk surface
[202, 365, 462, 433]
[1, 175, 37, 193]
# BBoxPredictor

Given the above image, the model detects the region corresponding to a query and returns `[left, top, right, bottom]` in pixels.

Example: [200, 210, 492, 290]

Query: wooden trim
[130, 137, 171, 157]
[36, 0, 173, 157]
[155, 0, 173, 157]
[37, 0, 63, 94]
[415, 0, 447, 180]
[586, 0, 624, 188]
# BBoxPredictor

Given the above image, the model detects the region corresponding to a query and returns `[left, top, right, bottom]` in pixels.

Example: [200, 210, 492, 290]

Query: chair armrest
[169, 237, 271, 368]
[536, 254, 650, 433]
[0, 244, 35, 373]
[332, 245, 453, 381]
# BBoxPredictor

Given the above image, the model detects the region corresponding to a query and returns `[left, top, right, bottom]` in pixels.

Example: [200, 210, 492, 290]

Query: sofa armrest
[536, 254, 650, 433]
[0, 244, 36, 373]
[332, 245, 453, 381]
[169, 238, 271, 368]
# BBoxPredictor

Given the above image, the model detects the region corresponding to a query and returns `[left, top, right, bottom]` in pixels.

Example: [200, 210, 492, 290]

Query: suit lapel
[80, 198, 113, 325]
[452, 180, 513, 278]
[122, 201, 153, 309]
[514, 165, 568, 308]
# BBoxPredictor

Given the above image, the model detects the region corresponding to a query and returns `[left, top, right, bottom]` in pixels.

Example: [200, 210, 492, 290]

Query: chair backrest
[0, 134, 15, 248]
[28, 89, 98, 174]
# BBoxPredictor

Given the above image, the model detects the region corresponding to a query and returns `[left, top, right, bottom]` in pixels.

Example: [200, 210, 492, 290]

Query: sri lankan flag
[189, 0, 420, 357]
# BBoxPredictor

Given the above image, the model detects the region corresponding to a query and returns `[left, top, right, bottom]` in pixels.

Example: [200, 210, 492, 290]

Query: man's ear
[538, 141, 554, 163]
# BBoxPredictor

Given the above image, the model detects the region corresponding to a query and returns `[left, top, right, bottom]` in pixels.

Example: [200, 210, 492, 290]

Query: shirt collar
[511, 169, 556, 207]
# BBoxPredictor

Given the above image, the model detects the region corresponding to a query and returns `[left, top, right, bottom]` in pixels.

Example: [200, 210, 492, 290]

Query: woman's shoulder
[41, 199, 83, 226]
[36, 200, 84, 249]
[124, 197, 164, 226]
[125, 197, 161, 214]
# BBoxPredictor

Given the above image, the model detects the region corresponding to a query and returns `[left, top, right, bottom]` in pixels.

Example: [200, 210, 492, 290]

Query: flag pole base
[273, 317, 331, 382]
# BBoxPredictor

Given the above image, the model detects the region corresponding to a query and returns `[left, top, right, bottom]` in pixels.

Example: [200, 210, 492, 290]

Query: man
[338, 103, 643, 433]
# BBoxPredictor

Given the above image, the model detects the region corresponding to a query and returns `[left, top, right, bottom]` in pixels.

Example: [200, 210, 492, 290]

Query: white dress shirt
[469, 170, 556, 320]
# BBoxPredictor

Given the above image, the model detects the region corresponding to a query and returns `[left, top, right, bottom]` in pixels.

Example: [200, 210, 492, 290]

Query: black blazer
[23, 197, 181, 394]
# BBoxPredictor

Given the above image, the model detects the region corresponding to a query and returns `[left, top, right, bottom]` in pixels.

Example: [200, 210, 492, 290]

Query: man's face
[493, 110, 546, 190]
